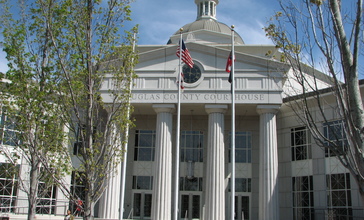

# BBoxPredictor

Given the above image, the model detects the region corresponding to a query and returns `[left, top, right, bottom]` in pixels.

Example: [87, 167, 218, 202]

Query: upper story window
[134, 130, 156, 161]
[229, 132, 252, 163]
[291, 126, 311, 161]
[204, 2, 209, 15]
[180, 131, 204, 162]
[180, 177, 203, 191]
[323, 120, 348, 157]
[0, 108, 19, 147]
[210, 2, 214, 16]
[73, 124, 97, 156]
[132, 176, 153, 190]
[228, 178, 251, 192]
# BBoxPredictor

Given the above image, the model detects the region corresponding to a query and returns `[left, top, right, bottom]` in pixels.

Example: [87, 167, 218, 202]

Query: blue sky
[0, 0, 283, 71]
[128, 0, 279, 45]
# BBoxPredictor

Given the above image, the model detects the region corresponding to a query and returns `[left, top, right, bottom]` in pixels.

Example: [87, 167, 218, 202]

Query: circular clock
[182, 64, 201, 84]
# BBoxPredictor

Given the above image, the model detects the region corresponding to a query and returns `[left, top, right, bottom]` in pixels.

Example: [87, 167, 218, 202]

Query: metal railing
[0, 197, 69, 216]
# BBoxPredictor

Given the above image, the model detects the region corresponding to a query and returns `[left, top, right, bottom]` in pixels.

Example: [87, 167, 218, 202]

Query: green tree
[265, 0, 364, 205]
[0, 0, 137, 219]
[0, 2, 72, 219]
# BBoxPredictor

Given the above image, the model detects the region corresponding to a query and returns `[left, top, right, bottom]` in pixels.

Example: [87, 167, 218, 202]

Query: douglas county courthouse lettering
[131, 93, 267, 103]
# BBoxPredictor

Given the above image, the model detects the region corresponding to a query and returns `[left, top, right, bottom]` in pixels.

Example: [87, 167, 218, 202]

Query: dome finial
[194, 0, 219, 20]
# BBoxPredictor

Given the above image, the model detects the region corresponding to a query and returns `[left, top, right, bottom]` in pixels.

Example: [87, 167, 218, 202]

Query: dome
[178, 19, 231, 35]
[167, 0, 244, 45]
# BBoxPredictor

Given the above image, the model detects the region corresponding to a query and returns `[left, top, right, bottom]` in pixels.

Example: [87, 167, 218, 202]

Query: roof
[167, 19, 244, 45]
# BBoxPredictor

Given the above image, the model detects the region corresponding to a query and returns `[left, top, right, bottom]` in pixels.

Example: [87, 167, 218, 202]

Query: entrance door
[180, 194, 201, 220]
[133, 192, 152, 219]
[234, 195, 250, 220]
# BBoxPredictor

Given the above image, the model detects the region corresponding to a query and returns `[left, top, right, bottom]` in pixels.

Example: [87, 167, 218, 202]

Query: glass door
[234, 195, 250, 220]
[180, 194, 201, 220]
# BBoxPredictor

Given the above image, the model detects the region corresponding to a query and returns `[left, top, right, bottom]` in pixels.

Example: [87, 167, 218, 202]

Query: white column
[204, 104, 227, 220]
[98, 164, 121, 219]
[257, 105, 280, 220]
[99, 124, 122, 219]
[151, 104, 175, 220]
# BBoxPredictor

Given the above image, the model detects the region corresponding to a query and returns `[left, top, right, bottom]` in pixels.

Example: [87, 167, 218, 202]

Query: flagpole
[173, 28, 183, 220]
[230, 25, 236, 220]
[118, 30, 137, 220]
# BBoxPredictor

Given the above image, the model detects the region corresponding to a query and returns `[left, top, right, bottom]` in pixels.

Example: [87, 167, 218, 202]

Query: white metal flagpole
[173, 28, 183, 220]
[230, 25, 236, 220]
[119, 30, 137, 220]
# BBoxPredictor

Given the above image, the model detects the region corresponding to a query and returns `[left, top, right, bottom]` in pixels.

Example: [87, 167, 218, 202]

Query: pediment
[136, 42, 289, 76]
[101, 42, 290, 106]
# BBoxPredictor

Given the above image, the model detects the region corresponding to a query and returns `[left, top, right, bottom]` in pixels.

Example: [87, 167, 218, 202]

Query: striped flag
[177, 72, 185, 90]
[176, 40, 194, 68]
[226, 51, 234, 83]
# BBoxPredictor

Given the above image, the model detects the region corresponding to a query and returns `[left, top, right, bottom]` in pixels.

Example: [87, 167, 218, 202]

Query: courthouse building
[1, 0, 364, 220]
[96, 1, 364, 220]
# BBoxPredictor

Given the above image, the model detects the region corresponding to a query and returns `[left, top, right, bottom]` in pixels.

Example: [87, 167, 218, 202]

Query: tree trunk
[27, 161, 40, 220]
[83, 194, 95, 220]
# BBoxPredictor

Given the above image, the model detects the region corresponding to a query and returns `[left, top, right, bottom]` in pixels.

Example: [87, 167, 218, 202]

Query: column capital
[152, 104, 175, 113]
[256, 105, 280, 115]
[205, 104, 228, 114]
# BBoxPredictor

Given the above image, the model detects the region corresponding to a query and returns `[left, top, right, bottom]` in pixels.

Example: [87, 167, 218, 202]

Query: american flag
[176, 39, 194, 68]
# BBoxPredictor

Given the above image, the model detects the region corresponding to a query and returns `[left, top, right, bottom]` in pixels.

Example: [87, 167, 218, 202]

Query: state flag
[226, 51, 234, 83]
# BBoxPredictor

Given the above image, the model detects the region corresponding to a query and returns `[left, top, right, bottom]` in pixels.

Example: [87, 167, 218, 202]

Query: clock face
[182, 64, 201, 84]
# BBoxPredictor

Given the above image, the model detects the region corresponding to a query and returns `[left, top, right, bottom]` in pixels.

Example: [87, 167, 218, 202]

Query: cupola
[195, 0, 219, 20]
[167, 0, 244, 45]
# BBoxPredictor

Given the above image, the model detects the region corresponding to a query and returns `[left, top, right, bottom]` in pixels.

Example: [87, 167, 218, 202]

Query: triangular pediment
[136, 42, 289, 76]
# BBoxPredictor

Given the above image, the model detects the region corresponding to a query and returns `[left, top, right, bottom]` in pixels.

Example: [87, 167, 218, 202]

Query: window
[228, 178, 252, 192]
[292, 176, 314, 220]
[180, 131, 203, 162]
[323, 121, 348, 157]
[73, 124, 97, 156]
[229, 132, 252, 163]
[180, 177, 203, 191]
[199, 2, 203, 16]
[132, 176, 153, 190]
[36, 181, 57, 214]
[291, 127, 311, 161]
[0, 163, 19, 213]
[70, 171, 86, 215]
[204, 2, 209, 15]
[134, 130, 156, 161]
[209, 1, 214, 16]
[0, 109, 19, 146]
[73, 142, 82, 155]
[326, 173, 352, 219]
[34, 168, 58, 214]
